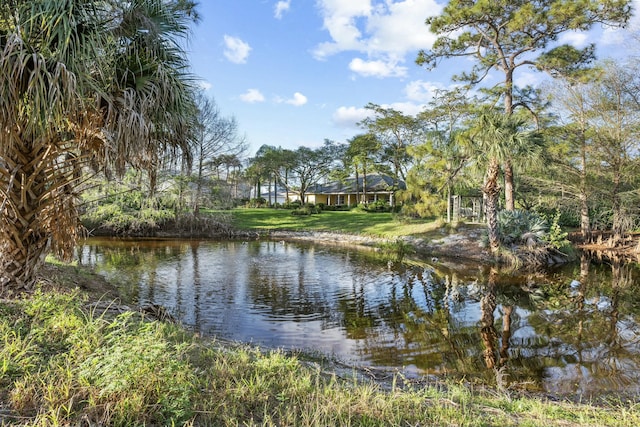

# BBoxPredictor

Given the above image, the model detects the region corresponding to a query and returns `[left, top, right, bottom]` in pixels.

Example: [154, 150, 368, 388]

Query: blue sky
[187, 0, 640, 155]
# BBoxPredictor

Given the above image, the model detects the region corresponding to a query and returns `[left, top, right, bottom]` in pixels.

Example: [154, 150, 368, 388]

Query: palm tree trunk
[483, 159, 501, 253]
[504, 161, 515, 211]
[1, 142, 52, 293]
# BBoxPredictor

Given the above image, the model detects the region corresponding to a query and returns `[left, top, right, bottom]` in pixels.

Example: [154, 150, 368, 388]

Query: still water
[79, 237, 640, 398]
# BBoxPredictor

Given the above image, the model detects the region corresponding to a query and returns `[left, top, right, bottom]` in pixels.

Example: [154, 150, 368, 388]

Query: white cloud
[365, 0, 442, 55]
[223, 35, 251, 64]
[313, 0, 442, 76]
[331, 106, 372, 127]
[284, 92, 308, 106]
[349, 57, 407, 78]
[383, 101, 424, 117]
[333, 102, 425, 128]
[558, 31, 589, 48]
[312, 0, 371, 60]
[515, 71, 543, 88]
[240, 89, 265, 103]
[274, 0, 291, 19]
[600, 27, 625, 46]
[404, 80, 444, 102]
[598, 0, 640, 47]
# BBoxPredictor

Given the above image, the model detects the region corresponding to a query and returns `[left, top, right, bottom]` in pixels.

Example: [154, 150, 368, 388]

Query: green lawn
[227, 208, 445, 238]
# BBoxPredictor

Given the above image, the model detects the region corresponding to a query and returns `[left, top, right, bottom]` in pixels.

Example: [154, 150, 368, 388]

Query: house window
[336, 195, 345, 205]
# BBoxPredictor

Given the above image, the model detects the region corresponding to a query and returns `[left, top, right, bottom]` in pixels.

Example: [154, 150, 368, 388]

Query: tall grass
[1, 285, 638, 426]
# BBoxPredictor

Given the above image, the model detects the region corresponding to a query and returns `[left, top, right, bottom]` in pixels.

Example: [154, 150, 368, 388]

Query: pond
[78, 237, 640, 399]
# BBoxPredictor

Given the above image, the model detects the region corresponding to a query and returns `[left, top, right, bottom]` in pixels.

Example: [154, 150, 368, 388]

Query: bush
[291, 204, 321, 216]
[362, 200, 392, 212]
[320, 204, 351, 211]
[541, 210, 570, 249]
[81, 204, 175, 235]
[283, 200, 302, 209]
[497, 210, 547, 246]
[247, 197, 267, 208]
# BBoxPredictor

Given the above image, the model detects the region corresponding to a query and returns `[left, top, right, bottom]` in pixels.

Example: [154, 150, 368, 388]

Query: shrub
[247, 197, 267, 208]
[497, 210, 547, 246]
[362, 200, 392, 212]
[291, 204, 321, 216]
[541, 210, 570, 249]
[283, 200, 302, 209]
[81, 204, 175, 235]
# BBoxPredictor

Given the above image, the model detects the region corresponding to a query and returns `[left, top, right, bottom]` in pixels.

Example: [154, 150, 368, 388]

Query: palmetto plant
[0, 0, 198, 293]
[497, 210, 548, 246]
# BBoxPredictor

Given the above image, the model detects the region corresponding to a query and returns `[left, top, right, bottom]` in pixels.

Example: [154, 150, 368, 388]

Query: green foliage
[247, 197, 267, 208]
[399, 194, 447, 219]
[283, 200, 302, 209]
[77, 313, 196, 425]
[376, 239, 415, 261]
[2, 290, 197, 426]
[497, 210, 548, 246]
[361, 200, 393, 212]
[542, 210, 570, 250]
[291, 204, 321, 216]
[82, 203, 176, 235]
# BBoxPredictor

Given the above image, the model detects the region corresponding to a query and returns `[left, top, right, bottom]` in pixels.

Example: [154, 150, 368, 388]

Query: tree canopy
[0, 0, 199, 292]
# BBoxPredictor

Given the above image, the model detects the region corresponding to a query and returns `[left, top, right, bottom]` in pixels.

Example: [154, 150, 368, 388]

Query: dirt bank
[267, 225, 494, 264]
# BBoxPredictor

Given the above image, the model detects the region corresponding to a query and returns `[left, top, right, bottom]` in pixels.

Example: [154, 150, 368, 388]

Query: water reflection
[78, 238, 640, 398]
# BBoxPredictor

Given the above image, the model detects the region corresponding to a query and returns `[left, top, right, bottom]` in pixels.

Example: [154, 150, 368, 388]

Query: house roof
[310, 173, 406, 194]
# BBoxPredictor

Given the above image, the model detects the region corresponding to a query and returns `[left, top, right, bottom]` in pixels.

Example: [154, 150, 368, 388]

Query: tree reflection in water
[79, 238, 640, 398]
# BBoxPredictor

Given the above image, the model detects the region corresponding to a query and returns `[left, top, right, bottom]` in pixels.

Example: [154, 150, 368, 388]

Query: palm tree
[0, 0, 198, 292]
[466, 111, 543, 253]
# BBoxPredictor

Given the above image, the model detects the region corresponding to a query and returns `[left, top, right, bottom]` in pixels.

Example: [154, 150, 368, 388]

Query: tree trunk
[611, 172, 622, 245]
[273, 174, 277, 206]
[446, 183, 451, 223]
[0, 140, 69, 293]
[194, 153, 204, 216]
[483, 158, 501, 253]
[363, 166, 368, 204]
[579, 145, 591, 240]
[503, 161, 515, 211]
[503, 69, 515, 212]
[354, 169, 360, 205]
[284, 169, 290, 203]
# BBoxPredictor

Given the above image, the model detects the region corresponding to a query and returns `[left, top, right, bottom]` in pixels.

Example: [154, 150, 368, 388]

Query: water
[78, 237, 640, 398]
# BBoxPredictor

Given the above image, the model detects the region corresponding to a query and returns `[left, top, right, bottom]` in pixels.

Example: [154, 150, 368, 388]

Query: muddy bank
[265, 226, 495, 264]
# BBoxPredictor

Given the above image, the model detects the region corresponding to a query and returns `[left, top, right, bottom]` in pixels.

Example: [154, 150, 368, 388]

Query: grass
[1, 268, 639, 426]
[226, 207, 448, 238]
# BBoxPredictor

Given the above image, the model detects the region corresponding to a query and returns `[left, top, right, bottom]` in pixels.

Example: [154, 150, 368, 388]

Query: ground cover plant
[1, 266, 639, 427]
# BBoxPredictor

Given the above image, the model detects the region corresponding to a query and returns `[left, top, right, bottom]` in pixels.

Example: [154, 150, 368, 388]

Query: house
[304, 173, 406, 206]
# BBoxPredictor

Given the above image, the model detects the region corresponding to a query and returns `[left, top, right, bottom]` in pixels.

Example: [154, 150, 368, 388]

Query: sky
[187, 0, 640, 156]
